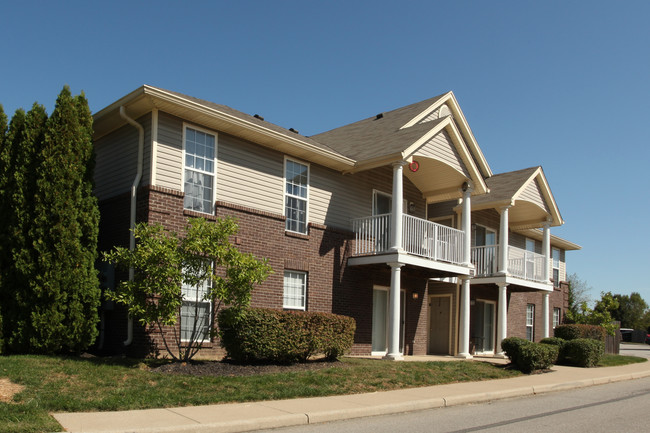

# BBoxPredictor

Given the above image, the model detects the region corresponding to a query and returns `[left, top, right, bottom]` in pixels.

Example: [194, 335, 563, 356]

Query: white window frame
[180, 275, 212, 343]
[553, 307, 561, 329]
[284, 157, 309, 234]
[526, 304, 535, 341]
[182, 124, 217, 215]
[552, 248, 561, 287]
[472, 224, 497, 247]
[283, 270, 307, 310]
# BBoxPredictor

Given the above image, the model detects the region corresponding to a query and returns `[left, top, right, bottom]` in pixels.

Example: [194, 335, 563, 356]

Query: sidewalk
[52, 358, 650, 433]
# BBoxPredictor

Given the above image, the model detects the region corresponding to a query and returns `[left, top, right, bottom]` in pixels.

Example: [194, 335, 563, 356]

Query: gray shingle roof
[310, 94, 449, 161]
[472, 166, 540, 204]
[151, 86, 347, 158]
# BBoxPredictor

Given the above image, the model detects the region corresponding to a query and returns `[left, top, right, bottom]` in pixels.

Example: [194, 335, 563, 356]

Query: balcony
[351, 214, 466, 266]
[471, 245, 548, 283]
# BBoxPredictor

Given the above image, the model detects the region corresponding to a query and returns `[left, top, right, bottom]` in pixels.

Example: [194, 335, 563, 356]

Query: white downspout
[119, 106, 144, 347]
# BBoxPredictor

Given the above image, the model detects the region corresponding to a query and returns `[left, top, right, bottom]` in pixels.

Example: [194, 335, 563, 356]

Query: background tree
[567, 291, 619, 335]
[565, 273, 592, 321]
[104, 217, 272, 361]
[612, 292, 648, 330]
[0, 87, 101, 354]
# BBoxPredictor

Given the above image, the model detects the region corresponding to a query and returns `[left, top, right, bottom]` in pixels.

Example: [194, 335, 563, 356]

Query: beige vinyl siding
[156, 112, 183, 190]
[151, 111, 428, 230]
[217, 133, 284, 215]
[414, 130, 471, 178]
[94, 113, 151, 200]
[311, 165, 425, 229]
[519, 179, 550, 213]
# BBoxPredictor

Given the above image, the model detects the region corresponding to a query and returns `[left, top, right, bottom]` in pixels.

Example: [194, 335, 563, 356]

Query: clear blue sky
[2, 1, 649, 304]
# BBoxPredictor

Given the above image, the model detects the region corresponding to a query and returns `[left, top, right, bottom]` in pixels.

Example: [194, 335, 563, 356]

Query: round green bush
[217, 307, 356, 364]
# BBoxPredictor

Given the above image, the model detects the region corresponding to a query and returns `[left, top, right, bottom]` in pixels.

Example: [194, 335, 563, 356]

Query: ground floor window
[526, 304, 535, 341]
[181, 278, 211, 342]
[283, 270, 307, 310]
[553, 307, 561, 328]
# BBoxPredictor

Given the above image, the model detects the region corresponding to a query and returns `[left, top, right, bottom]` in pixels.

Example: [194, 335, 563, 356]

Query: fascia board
[512, 167, 564, 226]
[343, 152, 407, 174]
[403, 117, 488, 195]
[398, 92, 492, 178]
[452, 199, 513, 213]
[445, 92, 493, 178]
[399, 92, 452, 129]
[142, 86, 355, 170]
[514, 229, 582, 251]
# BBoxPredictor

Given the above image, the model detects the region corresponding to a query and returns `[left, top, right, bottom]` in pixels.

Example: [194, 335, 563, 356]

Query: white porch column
[542, 220, 551, 283]
[496, 283, 508, 357]
[385, 262, 405, 360]
[457, 277, 472, 358]
[543, 292, 550, 339]
[461, 183, 473, 266]
[391, 162, 407, 252]
[498, 206, 510, 274]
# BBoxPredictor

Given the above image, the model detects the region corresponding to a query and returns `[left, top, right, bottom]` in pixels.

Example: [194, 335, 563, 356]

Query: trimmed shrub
[501, 337, 531, 366]
[517, 343, 559, 373]
[562, 338, 604, 367]
[540, 337, 567, 363]
[218, 307, 356, 364]
[554, 324, 606, 342]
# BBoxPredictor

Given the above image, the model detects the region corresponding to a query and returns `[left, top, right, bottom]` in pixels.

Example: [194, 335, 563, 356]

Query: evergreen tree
[25, 87, 100, 353]
[0, 104, 50, 352]
[0, 104, 6, 352]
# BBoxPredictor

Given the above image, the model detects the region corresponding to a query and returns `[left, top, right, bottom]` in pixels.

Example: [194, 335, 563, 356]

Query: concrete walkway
[52, 356, 650, 433]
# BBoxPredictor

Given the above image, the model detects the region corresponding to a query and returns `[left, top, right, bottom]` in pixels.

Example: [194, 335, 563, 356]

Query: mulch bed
[151, 358, 347, 377]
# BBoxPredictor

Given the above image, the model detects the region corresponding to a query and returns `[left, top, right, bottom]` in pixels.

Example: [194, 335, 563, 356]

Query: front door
[471, 300, 496, 353]
[371, 287, 405, 355]
[428, 295, 451, 354]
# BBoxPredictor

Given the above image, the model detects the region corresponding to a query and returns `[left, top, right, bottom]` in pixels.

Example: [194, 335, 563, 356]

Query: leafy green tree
[567, 291, 619, 335]
[104, 217, 272, 361]
[612, 292, 648, 330]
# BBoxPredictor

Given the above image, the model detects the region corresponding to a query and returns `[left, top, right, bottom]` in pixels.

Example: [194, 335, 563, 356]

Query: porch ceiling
[404, 158, 468, 203]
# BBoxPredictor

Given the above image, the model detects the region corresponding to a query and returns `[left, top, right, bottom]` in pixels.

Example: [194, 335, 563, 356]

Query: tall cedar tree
[0, 104, 49, 352]
[23, 87, 100, 353]
[0, 104, 6, 352]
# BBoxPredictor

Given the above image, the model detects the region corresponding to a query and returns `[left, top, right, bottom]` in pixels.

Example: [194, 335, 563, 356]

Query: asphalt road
[619, 342, 650, 359]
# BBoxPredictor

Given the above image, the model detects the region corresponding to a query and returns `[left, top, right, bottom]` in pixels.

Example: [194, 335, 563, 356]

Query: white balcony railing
[471, 244, 548, 283]
[351, 214, 466, 266]
[507, 246, 546, 282]
[471, 245, 498, 276]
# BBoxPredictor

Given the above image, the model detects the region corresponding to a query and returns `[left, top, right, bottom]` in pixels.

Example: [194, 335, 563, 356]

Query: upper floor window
[284, 158, 309, 234]
[183, 126, 216, 214]
[552, 248, 561, 287]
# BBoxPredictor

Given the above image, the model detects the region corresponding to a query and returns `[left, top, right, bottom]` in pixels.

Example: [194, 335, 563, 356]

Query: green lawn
[0, 353, 645, 433]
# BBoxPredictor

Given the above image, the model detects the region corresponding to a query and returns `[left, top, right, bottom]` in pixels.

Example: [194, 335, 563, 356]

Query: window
[526, 304, 535, 341]
[181, 277, 211, 342]
[183, 126, 216, 214]
[284, 159, 309, 233]
[553, 308, 561, 328]
[552, 248, 561, 287]
[283, 271, 307, 310]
